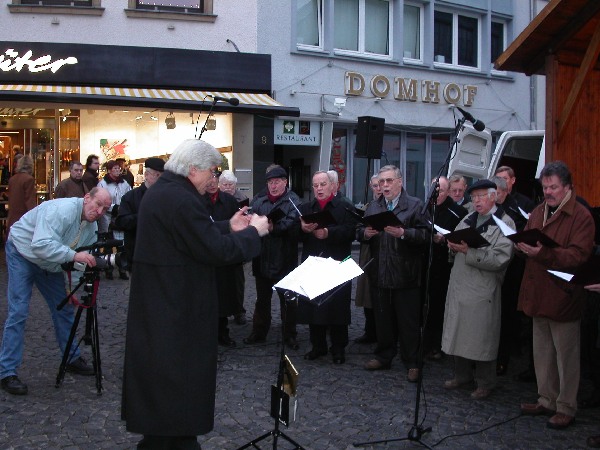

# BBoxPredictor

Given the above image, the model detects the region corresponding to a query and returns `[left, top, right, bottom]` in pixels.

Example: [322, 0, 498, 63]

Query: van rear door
[446, 123, 492, 179]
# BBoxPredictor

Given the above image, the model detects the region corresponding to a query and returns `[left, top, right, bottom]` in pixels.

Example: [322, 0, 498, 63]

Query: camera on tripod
[62, 232, 128, 273]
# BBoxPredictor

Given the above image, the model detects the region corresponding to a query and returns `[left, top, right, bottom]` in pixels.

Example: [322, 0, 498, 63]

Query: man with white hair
[442, 179, 514, 400]
[122, 139, 269, 449]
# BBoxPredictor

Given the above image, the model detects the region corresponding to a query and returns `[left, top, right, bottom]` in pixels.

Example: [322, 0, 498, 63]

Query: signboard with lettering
[274, 119, 320, 146]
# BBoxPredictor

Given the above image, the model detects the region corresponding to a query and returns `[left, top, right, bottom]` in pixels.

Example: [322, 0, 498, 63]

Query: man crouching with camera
[0, 187, 112, 395]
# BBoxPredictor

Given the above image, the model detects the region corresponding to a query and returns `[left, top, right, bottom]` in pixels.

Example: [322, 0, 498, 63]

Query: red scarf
[209, 191, 219, 204]
[317, 193, 334, 210]
[268, 191, 285, 203]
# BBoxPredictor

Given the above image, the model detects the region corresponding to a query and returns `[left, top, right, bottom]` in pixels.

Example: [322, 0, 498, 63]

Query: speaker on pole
[355, 116, 385, 159]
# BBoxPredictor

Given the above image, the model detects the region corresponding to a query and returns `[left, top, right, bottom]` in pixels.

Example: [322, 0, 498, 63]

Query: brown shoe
[470, 388, 492, 399]
[364, 359, 391, 371]
[587, 435, 600, 448]
[520, 402, 555, 416]
[443, 379, 471, 390]
[407, 368, 419, 383]
[546, 413, 574, 429]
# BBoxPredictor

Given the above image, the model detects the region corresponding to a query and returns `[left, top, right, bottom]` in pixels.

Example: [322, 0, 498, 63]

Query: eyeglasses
[378, 178, 400, 185]
[211, 169, 222, 178]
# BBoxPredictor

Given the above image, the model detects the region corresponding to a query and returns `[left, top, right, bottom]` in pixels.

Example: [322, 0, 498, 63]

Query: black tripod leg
[88, 307, 103, 395]
[56, 305, 84, 388]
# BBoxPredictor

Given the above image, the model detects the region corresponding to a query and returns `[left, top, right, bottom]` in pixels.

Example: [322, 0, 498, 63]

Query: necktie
[387, 201, 394, 211]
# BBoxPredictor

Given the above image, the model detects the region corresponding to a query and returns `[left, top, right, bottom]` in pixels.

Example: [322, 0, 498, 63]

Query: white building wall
[0, 2, 259, 53]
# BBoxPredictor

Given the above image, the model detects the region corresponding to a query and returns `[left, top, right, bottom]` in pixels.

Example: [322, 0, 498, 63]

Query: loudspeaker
[355, 116, 385, 159]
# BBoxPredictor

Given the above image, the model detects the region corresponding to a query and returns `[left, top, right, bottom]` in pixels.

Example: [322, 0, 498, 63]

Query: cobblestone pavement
[1, 247, 599, 449]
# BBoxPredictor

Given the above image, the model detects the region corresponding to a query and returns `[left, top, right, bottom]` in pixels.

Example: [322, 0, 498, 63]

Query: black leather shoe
[354, 334, 377, 344]
[218, 336, 237, 348]
[1, 375, 28, 395]
[332, 351, 346, 364]
[66, 357, 95, 376]
[285, 337, 300, 350]
[304, 349, 327, 360]
[243, 333, 266, 345]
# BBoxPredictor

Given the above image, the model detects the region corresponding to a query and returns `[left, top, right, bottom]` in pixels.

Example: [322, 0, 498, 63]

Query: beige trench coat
[441, 210, 515, 361]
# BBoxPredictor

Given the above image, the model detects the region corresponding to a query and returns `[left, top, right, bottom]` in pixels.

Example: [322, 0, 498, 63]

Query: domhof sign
[345, 71, 478, 106]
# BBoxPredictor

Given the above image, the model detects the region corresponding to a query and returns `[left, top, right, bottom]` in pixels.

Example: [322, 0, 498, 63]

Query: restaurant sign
[274, 119, 320, 146]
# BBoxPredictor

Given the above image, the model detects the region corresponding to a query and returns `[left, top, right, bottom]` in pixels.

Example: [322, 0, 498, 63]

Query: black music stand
[354, 116, 467, 449]
[55, 269, 103, 395]
[236, 290, 305, 450]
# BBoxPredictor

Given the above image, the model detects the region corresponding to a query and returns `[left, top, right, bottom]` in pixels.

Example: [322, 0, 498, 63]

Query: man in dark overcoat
[296, 170, 357, 364]
[121, 139, 269, 449]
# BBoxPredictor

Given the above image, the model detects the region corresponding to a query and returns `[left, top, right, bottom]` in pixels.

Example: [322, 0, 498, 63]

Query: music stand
[237, 256, 365, 450]
[354, 116, 467, 449]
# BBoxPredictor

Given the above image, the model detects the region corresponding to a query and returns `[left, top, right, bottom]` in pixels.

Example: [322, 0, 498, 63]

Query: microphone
[455, 106, 485, 132]
[208, 95, 240, 106]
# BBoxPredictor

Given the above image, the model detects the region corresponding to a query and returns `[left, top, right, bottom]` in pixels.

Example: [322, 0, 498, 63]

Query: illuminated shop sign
[0, 49, 78, 74]
[345, 71, 478, 106]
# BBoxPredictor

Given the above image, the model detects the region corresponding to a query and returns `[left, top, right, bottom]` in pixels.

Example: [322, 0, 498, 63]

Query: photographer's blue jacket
[8, 197, 98, 273]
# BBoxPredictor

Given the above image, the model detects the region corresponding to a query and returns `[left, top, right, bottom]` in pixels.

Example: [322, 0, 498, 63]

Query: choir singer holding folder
[357, 165, 430, 382]
[296, 171, 357, 364]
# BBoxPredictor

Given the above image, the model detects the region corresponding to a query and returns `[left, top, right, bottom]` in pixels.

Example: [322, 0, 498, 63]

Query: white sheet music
[548, 270, 574, 282]
[518, 206, 530, 220]
[492, 214, 517, 236]
[274, 256, 364, 300]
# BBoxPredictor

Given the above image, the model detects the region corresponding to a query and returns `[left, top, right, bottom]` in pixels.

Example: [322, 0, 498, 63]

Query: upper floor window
[491, 20, 506, 64]
[17, 0, 94, 5]
[135, 0, 205, 12]
[434, 10, 480, 69]
[403, 3, 422, 61]
[297, 0, 323, 49]
[334, 0, 391, 58]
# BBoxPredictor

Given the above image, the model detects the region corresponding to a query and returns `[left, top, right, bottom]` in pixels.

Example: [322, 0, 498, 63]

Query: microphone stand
[354, 116, 466, 449]
[198, 98, 218, 140]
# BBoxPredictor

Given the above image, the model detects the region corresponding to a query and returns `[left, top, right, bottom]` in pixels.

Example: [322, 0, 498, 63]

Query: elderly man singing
[442, 179, 514, 400]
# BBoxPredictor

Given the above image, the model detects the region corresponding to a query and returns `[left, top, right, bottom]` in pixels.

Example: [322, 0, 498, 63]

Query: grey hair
[379, 165, 403, 179]
[327, 169, 339, 184]
[164, 139, 222, 176]
[219, 169, 238, 184]
[489, 176, 508, 191]
[16, 154, 33, 175]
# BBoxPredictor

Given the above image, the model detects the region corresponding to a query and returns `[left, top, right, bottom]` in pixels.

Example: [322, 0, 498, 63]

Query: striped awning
[0, 84, 300, 117]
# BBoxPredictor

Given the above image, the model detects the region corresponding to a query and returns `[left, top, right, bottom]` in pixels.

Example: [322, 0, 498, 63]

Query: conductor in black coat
[297, 171, 357, 364]
[121, 139, 269, 450]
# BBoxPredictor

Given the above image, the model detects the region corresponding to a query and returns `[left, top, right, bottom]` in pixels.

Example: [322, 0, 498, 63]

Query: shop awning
[0, 84, 300, 117]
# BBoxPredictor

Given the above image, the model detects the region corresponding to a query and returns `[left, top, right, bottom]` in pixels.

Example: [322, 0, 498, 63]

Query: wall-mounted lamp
[165, 112, 176, 129]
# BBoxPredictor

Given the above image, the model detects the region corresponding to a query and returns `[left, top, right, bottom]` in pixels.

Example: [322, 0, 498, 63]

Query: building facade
[258, 0, 549, 204]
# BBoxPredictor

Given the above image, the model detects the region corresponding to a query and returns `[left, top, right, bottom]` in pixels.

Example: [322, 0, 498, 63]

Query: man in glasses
[358, 165, 430, 383]
[442, 179, 514, 400]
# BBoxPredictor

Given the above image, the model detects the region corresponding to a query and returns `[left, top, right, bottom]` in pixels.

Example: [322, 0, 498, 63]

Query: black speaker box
[355, 116, 385, 159]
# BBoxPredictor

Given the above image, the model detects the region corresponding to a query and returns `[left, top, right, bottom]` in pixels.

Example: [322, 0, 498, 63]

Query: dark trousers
[363, 307, 376, 340]
[251, 275, 297, 339]
[497, 258, 525, 366]
[137, 435, 200, 449]
[372, 286, 421, 369]
[234, 266, 246, 316]
[423, 261, 451, 355]
[309, 324, 348, 354]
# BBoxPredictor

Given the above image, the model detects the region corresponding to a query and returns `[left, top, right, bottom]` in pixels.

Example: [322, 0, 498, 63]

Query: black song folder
[445, 227, 490, 248]
[301, 209, 337, 229]
[508, 228, 559, 248]
[360, 210, 404, 231]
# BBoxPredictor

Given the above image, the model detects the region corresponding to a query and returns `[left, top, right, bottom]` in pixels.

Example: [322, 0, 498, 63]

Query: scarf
[268, 190, 286, 204]
[317, 193, 334, 210]
[543, 190, 572, 227]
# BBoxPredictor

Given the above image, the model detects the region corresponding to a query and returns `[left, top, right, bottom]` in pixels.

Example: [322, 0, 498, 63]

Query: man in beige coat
[442, 179, 514, 399]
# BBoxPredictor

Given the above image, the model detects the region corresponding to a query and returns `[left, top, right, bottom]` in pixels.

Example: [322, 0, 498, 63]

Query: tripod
[237, 290, 305, 450]
[55, 269, 103, 396]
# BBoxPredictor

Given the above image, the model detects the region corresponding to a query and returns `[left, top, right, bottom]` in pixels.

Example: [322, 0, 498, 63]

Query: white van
[447, 123, 545, 203]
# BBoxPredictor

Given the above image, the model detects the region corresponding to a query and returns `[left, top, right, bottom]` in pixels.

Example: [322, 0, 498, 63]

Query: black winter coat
[114, 183, 147, 269]
[121, 171, 262, 436]
[358, 189, 430, 289]
[296, 196, 357, 325]
[250, 188, 301, 280]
